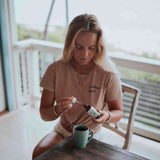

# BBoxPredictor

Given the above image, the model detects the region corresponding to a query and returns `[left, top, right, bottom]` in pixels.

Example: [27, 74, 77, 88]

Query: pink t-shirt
[40, 60, 122, 133]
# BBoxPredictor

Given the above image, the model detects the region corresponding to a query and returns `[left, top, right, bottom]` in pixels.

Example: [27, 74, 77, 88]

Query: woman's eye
[76, 45, 83, 49]
[89, 46, 96, 50]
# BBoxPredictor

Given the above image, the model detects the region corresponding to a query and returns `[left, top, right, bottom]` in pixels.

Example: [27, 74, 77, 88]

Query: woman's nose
[81, 49, 89, 57]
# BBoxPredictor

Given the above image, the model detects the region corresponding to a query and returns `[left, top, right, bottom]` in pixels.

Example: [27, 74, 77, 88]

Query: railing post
[26, 48, 40, 107]
[21, 49, 29, 102]
[32, 50, 41, 102]
[13, 48, 23, 109]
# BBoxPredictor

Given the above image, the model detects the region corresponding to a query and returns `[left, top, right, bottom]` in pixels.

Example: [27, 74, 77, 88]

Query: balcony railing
[13, 39, 160, 141]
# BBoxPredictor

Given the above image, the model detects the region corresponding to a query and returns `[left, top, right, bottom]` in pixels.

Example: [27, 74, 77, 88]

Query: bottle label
[87, 107, 100, 119]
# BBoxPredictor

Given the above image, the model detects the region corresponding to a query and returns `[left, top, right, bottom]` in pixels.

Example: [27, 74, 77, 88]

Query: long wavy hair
[61, 13, 117, 73]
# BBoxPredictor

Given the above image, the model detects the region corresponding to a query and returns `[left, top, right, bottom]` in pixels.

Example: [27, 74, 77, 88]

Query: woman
[32, 13, 123, 159]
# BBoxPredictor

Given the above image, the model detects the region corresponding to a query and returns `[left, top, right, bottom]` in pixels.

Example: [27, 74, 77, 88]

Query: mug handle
[87, 129, 94, 143]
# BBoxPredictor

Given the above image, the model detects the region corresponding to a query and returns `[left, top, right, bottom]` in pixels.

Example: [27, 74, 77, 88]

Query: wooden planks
[35, 137, 149, 160]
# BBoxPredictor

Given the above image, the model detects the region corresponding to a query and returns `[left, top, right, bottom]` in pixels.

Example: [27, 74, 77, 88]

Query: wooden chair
[102, 82, 141, 150]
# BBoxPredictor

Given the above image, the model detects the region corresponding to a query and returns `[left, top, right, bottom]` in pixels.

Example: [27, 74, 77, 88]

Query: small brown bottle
[84, 104, 100, 119]
[72, 97, 100, 119]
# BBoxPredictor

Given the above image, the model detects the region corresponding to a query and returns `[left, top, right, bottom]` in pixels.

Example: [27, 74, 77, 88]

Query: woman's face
[72, 32, 97, 66]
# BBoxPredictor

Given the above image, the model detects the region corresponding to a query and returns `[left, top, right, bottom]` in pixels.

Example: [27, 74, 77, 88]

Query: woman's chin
[73, 58, 93, 66]
[78, 61, 89, 66]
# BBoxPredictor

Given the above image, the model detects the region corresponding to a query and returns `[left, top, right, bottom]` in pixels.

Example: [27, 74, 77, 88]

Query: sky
[14, 0, 160, 57]
[14, 0, 160, 28]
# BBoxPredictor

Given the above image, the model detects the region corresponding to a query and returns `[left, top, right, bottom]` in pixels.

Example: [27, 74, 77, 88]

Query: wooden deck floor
[122, 78, 160, 130]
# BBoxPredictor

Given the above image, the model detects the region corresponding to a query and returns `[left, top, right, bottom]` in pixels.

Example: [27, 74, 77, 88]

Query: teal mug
[73, 125, 94, 148]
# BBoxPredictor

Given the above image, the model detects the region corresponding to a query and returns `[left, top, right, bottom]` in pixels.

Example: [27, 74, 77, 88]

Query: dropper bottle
[72, 97, 100, 119]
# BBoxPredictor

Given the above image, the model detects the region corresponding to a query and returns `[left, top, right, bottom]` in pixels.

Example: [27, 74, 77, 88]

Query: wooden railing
[13, 39, 160, 106]
[14, 39, 160, 73]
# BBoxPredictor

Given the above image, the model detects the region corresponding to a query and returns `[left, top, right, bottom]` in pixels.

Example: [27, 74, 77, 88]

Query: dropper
[72, 97, 83, 105]
[72, 97, 100, 119]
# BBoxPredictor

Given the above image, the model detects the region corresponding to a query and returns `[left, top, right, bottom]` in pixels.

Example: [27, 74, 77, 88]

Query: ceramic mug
[73, 125, 94, 148]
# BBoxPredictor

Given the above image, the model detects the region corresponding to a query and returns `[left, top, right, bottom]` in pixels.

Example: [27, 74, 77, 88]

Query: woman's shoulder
[95, 63, 118, 77]
[94, 64, 121, 85]
[48, 60, 69, 69]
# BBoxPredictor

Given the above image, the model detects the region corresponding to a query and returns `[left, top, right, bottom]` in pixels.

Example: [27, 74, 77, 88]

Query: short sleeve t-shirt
[40, 60, 122, 133]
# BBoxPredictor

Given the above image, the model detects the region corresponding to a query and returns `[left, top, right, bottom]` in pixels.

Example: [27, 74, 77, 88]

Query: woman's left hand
[92, 109, 110, 124]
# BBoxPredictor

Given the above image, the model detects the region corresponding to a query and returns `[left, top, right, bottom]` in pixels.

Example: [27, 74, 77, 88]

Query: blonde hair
[61, 13, 117, 73]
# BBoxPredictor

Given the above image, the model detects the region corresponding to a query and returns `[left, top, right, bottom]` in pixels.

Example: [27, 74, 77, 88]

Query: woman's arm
[40, 89, 74, 121]
[92, 97, 123, 124]
[107, 98, 123, 123]
[40, 89, 58, 121]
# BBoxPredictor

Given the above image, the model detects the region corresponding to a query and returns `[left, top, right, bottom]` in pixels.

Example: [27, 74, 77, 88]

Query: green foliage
[17, 24, 43, 41]
[118, 67, 160, 83]
[17, 24, 66, 43]
[48, 26, 66, 43]
[142, 52, 160, 60]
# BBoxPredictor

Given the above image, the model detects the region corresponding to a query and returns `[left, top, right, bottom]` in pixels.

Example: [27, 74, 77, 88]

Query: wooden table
[35, 136, 149, 160]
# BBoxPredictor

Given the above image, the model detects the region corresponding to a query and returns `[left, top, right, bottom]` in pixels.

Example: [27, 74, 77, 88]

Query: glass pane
[14, 0, 66, 42]
[119, 67, 160, 133]
[69, 0, 160, 60]
[47, 0, 66, 43]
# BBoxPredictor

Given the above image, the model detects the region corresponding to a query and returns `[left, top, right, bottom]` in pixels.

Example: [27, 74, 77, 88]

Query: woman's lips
[80, 58, 87, 61]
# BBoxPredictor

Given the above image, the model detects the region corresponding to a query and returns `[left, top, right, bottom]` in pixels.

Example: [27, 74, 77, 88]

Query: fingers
[58, 103, 73, 113]
[57, 100, 73, 107]
[57, 96, 74, 103]
[56, 96, 74, 114]
[92, 110, 108, 124]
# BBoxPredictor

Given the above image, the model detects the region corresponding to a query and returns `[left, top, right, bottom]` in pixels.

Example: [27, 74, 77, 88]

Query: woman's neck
[71, 59, 95, 74]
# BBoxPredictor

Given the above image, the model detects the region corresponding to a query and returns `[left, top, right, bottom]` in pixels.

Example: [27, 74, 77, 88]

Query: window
[69, 0, 160, 60]
[13, 0, 160, 140]
[14, 0, 66, 43]
[69, 0, 160, 140]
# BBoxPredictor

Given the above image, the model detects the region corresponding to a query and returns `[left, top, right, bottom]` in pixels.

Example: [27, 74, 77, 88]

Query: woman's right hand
[55, 96, 74, 115]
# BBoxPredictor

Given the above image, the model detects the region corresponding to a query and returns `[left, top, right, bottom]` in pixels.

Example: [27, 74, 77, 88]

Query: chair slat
[102, 82, 141, 150]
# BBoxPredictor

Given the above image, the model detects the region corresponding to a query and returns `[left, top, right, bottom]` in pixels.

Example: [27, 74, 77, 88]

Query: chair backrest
[102, 82, 141, 150]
